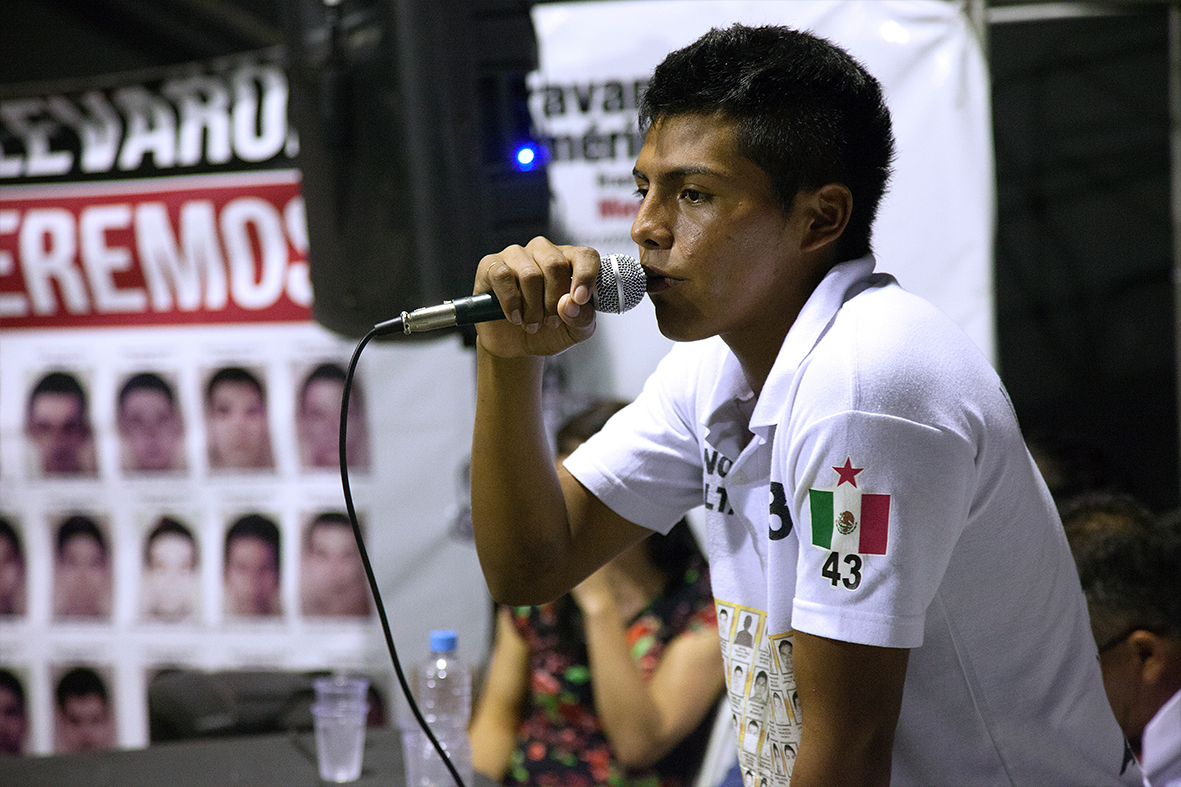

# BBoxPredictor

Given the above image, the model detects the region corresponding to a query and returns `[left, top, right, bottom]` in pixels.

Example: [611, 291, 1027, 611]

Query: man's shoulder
[828, 279, 992, 377]
[791, 279, 1005, 431]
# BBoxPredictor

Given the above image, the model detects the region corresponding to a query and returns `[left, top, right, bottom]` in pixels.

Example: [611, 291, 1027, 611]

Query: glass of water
[312, 701, 368, 782]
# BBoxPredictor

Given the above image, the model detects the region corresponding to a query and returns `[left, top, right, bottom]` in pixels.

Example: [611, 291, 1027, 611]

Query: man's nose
[631, 195, 671, 250]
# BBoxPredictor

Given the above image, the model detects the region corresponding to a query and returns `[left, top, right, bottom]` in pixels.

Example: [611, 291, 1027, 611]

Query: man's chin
[653, 307, 710, 344]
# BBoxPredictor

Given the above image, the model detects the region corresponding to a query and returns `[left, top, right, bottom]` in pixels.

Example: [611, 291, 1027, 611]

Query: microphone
[387, 253, 647, 335]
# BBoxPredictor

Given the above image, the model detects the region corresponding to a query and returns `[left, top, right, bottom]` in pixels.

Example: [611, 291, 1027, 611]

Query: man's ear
[799, 183, 853, 254]
[1127, 629, 1170, 685]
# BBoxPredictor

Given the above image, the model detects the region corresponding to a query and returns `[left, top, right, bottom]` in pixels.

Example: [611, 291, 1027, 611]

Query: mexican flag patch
[809, 458, 890, 555]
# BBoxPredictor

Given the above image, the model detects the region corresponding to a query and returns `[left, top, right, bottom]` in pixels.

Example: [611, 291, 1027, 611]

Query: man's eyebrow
[632, 165, 726, 182]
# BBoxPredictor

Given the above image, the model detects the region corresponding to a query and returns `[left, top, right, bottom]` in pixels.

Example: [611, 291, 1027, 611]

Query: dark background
[989, 5, 1176, 510]
[3, 0, 1176, 510]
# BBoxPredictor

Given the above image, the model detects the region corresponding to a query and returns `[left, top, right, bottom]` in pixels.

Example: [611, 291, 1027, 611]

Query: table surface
[0, 727, 495, 787]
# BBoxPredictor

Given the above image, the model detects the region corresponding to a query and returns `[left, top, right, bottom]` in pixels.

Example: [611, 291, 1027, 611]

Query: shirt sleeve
[563, 344, 707, 534]
[788, 409, 977, 649]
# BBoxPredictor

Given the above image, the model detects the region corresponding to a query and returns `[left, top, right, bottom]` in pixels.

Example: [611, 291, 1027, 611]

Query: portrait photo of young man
[0, 518, 27, 617]
[52, 514, 112, 621]
[53, 665, 116, 753]
[25, 370, 97, 477]
[116, 371, 186, 474]
[296, 362, 370, 472]
[204, 366, 274, 472]
[140, 515, 200, 623]
[222, 513, 282, 618]
[299, 510, 370, 618]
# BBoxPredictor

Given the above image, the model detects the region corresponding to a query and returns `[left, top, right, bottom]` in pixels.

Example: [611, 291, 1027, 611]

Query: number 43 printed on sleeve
[807, 458, 890, 591]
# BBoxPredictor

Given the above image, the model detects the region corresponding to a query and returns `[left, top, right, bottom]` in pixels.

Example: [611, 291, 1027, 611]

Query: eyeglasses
[1097, 626, 1139, 654]
[1097, 624, 1167, 654]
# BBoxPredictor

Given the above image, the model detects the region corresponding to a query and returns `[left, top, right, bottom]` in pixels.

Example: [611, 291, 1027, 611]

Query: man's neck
[724, 275, 820, 395]
[726, 323, 792, 397]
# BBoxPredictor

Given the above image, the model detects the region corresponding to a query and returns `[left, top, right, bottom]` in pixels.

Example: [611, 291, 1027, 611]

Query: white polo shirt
[1142, 688, 1181, 787]
[565, 256, 1139, 786]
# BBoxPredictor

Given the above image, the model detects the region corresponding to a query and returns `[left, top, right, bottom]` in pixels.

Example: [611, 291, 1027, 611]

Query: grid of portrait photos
[0, 321, 392, 756]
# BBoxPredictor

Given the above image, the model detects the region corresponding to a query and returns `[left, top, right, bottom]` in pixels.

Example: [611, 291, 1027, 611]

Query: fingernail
[562, 300, 580, 319]
[573, 285, 590, 304]
[525, 322, 539, 334]
[509, 310, 522, 325]
[545, 315, 560, 329]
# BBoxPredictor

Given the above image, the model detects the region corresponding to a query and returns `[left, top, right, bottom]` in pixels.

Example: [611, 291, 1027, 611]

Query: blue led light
[513, 143, 539, 171]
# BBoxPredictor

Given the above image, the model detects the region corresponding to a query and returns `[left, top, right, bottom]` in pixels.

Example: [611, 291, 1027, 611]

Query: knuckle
[485, 262, 514, 288]
[518, 265, 545, 288]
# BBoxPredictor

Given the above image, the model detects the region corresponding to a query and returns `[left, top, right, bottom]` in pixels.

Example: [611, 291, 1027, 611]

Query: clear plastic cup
[314, 674, 369, 707]
[312, 701, 368, 783]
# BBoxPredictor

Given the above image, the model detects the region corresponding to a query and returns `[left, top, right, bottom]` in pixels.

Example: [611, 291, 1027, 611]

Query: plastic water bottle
[402, 629, 473, 787]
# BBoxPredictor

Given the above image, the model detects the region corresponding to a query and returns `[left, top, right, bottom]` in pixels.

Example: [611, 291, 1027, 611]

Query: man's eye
[633, 187, 647, 200]
[682, 189, 704, 202]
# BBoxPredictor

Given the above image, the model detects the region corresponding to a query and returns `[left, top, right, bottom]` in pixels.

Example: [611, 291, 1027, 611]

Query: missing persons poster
[0, 48, 489, 756]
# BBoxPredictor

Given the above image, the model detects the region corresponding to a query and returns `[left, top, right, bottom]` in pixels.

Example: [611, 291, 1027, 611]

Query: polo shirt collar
[697, 255, 880, 448]
[749, 254, 879, 430]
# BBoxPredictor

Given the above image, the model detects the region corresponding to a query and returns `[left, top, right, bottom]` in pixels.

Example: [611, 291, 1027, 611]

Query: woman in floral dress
[471, 402, 725, 787]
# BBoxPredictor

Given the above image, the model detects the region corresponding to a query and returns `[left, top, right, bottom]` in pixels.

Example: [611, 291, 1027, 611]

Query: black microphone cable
[336, 258, 644, 786]
[338, 316, 468, 787]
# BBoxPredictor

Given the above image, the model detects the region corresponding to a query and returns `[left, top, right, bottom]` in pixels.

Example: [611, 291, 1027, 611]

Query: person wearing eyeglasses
[1077, 515, 1181, 787]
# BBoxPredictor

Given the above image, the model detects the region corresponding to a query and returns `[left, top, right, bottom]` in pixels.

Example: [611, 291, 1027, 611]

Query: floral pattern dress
[504, 557, 718, 787]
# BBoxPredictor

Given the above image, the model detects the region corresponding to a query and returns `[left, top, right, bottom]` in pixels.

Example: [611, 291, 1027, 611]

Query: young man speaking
[467, 24, 1137, 787]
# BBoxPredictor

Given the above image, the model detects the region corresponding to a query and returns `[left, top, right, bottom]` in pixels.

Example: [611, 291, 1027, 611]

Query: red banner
[0, 170, 311, 329]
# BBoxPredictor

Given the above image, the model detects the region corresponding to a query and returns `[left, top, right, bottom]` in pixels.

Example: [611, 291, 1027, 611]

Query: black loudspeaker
[283, 0, 549, 340]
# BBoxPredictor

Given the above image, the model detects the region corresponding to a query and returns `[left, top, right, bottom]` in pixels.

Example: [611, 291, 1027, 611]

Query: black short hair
[118, 372, 177, 411]
[55, 666, 108, 709]
[1059, 490, 1155, 564]
[0, 668, 24, 709]
[144, 516, 197, 566]
[55, 515, 107, 558]
[640, 23, 895, 261]
[301, 361, 363, 417]
[205, 366, 264, 404]
[1077, 518, 1181, 639]
[0, 516, 23, 564]
[302, 361, 346, 391]
[307, 510, 352, 539]
[224, 513, 281, 571]
[28, 370, 87, 416]
[304, 512, 361, 567]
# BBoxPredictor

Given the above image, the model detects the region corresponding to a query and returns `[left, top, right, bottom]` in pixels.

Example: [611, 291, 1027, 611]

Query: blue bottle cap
[430, 629, 458, 652]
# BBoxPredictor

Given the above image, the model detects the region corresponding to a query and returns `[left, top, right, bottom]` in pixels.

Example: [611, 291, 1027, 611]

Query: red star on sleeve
[833, 457, 864, 487]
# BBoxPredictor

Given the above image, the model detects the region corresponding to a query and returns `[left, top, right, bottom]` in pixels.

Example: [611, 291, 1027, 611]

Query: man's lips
[643, 266, 678, 294]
